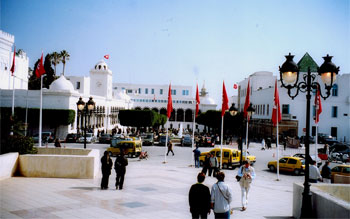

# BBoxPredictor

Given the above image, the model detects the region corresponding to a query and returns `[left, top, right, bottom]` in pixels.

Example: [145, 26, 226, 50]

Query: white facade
[238, 71, 350, 143]
[112, 83, 217, 131]
[0, 30, 29, 90]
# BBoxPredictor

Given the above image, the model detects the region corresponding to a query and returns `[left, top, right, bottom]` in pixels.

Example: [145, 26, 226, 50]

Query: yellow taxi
[199, 147, 256, 169]
[330, 164, 350, 182]
[268, 156, 305, 175]
[107, 138, 142, 158]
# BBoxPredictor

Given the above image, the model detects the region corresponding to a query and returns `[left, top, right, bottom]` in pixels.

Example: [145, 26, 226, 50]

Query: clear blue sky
[1, 0, 349, 105]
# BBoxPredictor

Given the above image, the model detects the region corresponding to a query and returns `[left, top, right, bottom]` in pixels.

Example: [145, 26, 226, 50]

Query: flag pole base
[162, 161, 167, 164]
[276, 178, 280, 181]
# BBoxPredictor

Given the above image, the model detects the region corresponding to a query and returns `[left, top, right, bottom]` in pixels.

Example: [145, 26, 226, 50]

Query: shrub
[2, 135, 37, 155]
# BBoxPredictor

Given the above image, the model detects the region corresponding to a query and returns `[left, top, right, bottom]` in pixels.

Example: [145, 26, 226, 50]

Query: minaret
[89, 60, 112, 99]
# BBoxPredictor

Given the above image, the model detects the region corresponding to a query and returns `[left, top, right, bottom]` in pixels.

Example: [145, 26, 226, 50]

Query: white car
[77, 133, 96, 143]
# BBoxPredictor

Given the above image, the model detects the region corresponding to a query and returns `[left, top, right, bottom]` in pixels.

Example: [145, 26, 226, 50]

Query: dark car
[158, 135, 170, 146]
[32, 132, 54, 143]
[329, 143, 350, 153]
[65, 133, 79, 143]
[181, 135, 192, 146]
[196, 137, 215, 147]
[324, 138, 339, 146]
[141, 133, 154, 146]
[99, 134, 112, 144]
[300, 136, 315, 144]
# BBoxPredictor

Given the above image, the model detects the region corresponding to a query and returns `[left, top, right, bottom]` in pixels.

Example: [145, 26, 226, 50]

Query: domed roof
[200, 96, 216, 105]
[94, 60, 108, 71]
[115, 90, 131, 101]
[49, 75, 75, 92]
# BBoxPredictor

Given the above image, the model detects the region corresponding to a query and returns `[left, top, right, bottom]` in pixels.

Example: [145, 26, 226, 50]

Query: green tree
[51, 52, 61, 76]
[119, 110, 159, 130]
[28, 54, 57, 89]
[60, 50, 70, 76]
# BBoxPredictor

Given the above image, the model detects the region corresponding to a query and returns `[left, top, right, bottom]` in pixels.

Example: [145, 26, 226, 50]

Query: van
[107, 139, 142, 158]
[199, 148, 256, 169]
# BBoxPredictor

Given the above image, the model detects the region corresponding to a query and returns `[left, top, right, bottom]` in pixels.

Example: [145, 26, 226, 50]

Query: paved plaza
[0, 143, 310, 219]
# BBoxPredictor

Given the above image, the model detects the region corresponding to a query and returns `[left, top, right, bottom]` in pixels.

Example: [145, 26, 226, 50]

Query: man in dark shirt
[189, 172, 211, 219]
[115, 150, 128, 190]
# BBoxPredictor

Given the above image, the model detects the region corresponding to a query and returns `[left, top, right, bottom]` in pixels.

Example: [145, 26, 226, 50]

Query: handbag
[235, 166, 243, 182]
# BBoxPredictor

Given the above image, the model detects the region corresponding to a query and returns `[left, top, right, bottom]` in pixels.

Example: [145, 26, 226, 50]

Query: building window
[332, 84, 338, 96]
[76, 82, 80, 89]
[332, 106, 338, 118]
[160, 89, 163, 95]
[145, 88, 148, 94]
[312, 126, 316, 136]
[151, 88, 154, 94]
[282, 104, 289, 114]
[267, 104, 269, 115]
[312, 105, 316, 117]
[138, 88, 141, 94]
[127, 89, 132, 94]
[331, 127, 337, 138]
[171, 89, 176, 95]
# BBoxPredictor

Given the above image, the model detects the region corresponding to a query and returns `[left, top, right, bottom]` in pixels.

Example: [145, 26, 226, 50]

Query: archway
[185, 109, 193, 122]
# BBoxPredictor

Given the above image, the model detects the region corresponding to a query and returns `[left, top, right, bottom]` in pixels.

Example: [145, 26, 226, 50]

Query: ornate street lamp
[76, 97, 95, 149]
[279, 53, 339, 218]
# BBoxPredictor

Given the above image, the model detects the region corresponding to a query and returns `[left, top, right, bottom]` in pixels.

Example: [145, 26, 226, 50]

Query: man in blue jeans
[193, 146, 201, 168]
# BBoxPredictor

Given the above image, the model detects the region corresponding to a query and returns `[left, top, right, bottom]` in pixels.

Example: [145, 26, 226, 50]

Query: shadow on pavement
[70, 187, 100, 191]
[264, 217, 294, 219]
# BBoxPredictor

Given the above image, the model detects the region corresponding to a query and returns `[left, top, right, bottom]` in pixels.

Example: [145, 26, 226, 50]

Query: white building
[112, 82, 217, 131]
[0, 30, 29, 90]
[236, 53, 350, 143]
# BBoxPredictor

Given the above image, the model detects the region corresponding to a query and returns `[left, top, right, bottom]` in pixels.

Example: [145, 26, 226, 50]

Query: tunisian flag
[221, 81, 229, 117]
[10, 46, 15, 76]
[35, 53, 46, 78]
[195, 84, 200, 117]
[272, 79, 282, 126]
[167, 84, 173, 119]
[243, 79, 251, 118]
[104, 55, 109, 59]
[314, 87, 322, 124]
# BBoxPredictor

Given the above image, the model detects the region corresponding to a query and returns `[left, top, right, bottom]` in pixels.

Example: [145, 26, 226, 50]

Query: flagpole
[39, 75, 43, 147]
[220, 116, 224, 169]
[276, 110, 280, 181]
[191, 111, 196, 167]
[245, 119, 249, 160]
[315, 124, 318, 161]
[11, 74, 15, 135]
[164, 121, 169, 163]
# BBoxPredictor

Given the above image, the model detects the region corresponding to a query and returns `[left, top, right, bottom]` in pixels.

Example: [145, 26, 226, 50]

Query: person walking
[321, 161, 331, 183]
[189, 172, 211, 219]
[261, 138, 265, 150]
[100, 151, 113, 190]
[193, 146, 201, 168]
[237, 137, 242, 151]
[202, 154, 210, 175]
[211, 172, 232, 219]
[115, 150, 128, 190]
[237, 160, 256, 211]
[309, 160, 322, 183]
[209, 154, 218, 177]
[166, 141, 175, 156]
[54, 138, 61, 147]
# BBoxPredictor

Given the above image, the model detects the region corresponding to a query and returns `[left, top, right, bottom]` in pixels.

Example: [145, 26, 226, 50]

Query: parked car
[181, 135, 192, 146]
[32, 132, 54, 143]
[107, 138, 142, 158]
[158, 135, 170, 146]
[196, 136, 215, 147]
[65, 133, 79, 143]
[329, 164, 350, 182]
[199, 148, 256, 169]
[141, 133, 154, 146]
[300, 136, 315, 144]
[99, 134, 112, 144]
[268, 156, 305, 175]
[77, 133, 96, 143]
[329, 143, 349, 153]
[293, 153, 322, 167]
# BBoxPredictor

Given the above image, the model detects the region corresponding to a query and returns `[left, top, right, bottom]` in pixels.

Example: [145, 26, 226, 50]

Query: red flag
[10, 46, 15, 76]
[243, 79, 251, 118]
[167, 84, 173, 119]
[35, 53, 46, 78]
[221, 81, 229, 117]
[104, 55, 109, 59]
[233, 84, 238, 89]
[195, 84, 200, 117]
[272, 79, 282, 126]
[314, 87, 322, 124]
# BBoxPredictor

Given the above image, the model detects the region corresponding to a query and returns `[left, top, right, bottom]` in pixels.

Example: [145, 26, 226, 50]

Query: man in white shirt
[309, 160, 322, 183]
[211, 172, 232, 219]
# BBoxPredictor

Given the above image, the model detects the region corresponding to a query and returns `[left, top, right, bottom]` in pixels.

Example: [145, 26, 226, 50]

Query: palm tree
[60, 50, 70, 76]
[51, 52, 61, 76]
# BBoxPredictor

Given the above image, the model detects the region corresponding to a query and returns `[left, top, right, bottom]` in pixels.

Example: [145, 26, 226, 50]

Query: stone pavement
[0, 144, 298, 219]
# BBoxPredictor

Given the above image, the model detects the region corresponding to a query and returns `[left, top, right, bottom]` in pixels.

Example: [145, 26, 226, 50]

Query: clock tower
[90, 60, 113, 99]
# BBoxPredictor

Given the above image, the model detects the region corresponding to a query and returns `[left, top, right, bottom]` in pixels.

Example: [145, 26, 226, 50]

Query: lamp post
[77, 97, 95, 149]
[229, 103, 255, 166]
[279, 53, 339, 218]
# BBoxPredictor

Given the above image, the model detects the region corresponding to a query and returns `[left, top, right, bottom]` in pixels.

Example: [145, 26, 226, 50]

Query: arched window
[185, 109, 193, 122]
[160, 108, 167, 116]
[332, 84, 338, 96]
[176, 109, 184, 121]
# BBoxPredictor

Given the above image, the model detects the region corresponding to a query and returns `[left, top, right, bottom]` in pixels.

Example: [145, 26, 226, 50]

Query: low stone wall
[334, 174, 350, 184]
[293, 183, 350, 218]
[18, 148, 100, 179]
[0, 152, 19, 180]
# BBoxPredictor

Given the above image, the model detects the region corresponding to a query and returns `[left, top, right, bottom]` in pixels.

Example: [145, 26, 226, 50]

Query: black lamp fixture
[279, 53, 339, 218]
[229, 103, 238, 116]
[76, 97, 95, 149]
